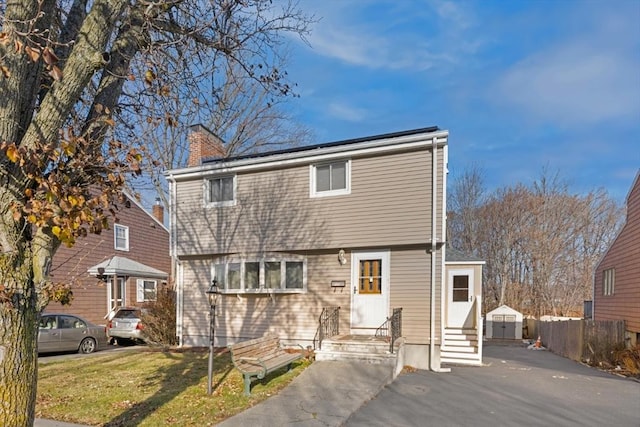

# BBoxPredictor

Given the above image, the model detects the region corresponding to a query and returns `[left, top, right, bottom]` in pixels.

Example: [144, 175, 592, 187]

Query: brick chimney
[152, 198, 164, 224]
[187, 124, 226, 166]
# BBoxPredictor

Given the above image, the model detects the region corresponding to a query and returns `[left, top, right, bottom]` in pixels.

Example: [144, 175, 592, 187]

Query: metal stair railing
[375, 307, 403, 353]
[315, 306, 340, 350]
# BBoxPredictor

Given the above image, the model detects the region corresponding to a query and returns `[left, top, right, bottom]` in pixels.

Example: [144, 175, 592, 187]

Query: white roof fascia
[167, 130, 449, 181]
[445, 260, 487, 265]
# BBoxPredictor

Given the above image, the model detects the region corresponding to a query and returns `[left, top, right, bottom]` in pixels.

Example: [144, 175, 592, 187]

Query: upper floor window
[136, 279, 157, 302]
[114, 224, 129, 251]
[206, 175, 236, 207]
[212, 256, 307, 294]
[603, 268, 615, 296]
[310, 160, 350, 197]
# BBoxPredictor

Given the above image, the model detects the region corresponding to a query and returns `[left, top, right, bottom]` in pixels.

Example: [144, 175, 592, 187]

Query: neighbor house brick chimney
[187, 124, 226, 166]
[152, 198, 164, 224]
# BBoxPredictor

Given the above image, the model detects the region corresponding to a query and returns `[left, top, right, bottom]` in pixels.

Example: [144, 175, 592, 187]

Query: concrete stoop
[315, 335, 399, 366]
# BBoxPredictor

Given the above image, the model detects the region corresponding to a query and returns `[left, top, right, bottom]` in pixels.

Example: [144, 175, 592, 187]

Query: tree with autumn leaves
[0, 1, 311, 424]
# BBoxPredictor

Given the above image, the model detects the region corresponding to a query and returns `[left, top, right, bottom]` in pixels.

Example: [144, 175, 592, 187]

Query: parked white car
[106, 307, 145, 344]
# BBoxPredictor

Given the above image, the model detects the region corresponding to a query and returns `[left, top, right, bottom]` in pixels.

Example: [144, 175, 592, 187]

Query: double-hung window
[311, 160, 350, 197]
[206, 175, 236, 207]
[136, 279, 157, 302]
[603, 268, 615, 296]
[213, 257, 307, 293]
[114, 224, 129, 251]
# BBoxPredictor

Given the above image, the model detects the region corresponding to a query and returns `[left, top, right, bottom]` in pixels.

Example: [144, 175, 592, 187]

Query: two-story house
[594, 171, 640, 346]
[46, 193, 171, 326]
[166, 126, 483, 370]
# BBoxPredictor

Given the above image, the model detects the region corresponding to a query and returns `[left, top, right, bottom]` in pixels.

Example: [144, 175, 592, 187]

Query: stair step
[444, 335, 478, 342]
[441, 357, 482, 366]
[315, 350, 396, 365]
[441, 345, 477, 353]
[320, 342, 390, 354]
[440, 351, 480, 360]
[444, 328, 478, 335]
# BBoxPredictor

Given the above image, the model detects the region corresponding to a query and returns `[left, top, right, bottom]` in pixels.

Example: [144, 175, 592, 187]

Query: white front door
[447, 268, 475, 328]
[351, 250, 390, 333]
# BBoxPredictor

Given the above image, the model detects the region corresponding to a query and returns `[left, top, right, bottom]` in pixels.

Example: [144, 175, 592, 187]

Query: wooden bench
[228, 334, 303, 396]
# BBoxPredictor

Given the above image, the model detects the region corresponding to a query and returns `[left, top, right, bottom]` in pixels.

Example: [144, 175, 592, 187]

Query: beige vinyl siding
[174, 148, 445, 256]
[180, 253, 352, 347]
[389, 248, 441, 345]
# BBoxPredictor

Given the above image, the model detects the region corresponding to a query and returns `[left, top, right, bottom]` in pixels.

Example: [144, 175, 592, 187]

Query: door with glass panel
[447, 269, 474, 328]
[109, 277, 125, 311]
[351, 251, 390, 332]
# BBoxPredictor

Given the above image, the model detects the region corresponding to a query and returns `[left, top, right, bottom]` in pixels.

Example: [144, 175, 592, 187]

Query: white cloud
[327, 102, 368, 122]
[491, 2, 640, 127]
[296, 0, 479, 71]
[495, 41, 640, 125]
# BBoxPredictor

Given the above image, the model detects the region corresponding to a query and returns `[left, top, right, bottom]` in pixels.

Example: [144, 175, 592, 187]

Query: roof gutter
[165, 130, 450, 181]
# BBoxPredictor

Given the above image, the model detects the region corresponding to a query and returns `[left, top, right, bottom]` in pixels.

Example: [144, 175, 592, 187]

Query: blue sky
[285, 0, 640, 202]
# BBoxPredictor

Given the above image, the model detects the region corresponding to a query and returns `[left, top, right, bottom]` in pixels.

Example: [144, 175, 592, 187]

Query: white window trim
[310, 159, 351, 198]
[204, 175, 237, 207]
[212, 256, 308, 294]
[114, 224, 129, 251]
[136, 279, 158, 302]
[603, 268, 615, 296]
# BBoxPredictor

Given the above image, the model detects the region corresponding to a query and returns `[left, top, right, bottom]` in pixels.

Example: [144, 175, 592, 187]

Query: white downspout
[167, 175, 184, 347]
[429, 137, 450, 373]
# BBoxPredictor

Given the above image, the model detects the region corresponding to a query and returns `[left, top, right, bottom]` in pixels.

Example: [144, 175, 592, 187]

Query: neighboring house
[46, 193, 171, 325]
[166, 125, 484, 370]
[593, 171, 640, 346]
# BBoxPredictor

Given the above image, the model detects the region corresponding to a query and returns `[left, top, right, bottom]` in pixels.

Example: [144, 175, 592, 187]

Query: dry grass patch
[37, 347, 310, 426]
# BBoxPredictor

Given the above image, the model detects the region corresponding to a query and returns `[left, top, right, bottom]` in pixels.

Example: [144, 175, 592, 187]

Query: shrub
[141, 285, 177, 346]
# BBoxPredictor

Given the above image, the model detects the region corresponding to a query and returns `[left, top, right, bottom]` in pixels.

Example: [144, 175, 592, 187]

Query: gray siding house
[166, 126, 483, 370]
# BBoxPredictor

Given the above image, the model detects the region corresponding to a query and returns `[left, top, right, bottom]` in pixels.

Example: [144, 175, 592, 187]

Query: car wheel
[78, 337, 96, 354]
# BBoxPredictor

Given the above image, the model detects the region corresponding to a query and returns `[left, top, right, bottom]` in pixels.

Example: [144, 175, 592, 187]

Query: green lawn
[37, 348, 310, 426]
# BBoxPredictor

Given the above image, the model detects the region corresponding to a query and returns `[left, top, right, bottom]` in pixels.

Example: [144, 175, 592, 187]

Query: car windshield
[114, 309, 140, 319]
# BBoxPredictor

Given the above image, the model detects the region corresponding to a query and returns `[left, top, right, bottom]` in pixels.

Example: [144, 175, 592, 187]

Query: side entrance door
[447, 268, 475, 328]
[108, 277, 125, 313]
[351, 250, 390, 333]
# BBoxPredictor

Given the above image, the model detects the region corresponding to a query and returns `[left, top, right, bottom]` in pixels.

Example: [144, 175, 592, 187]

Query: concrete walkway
[217, 360, 395, 427]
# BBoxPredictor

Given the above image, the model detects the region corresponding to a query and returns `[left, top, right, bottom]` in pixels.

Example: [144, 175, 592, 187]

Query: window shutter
[136, 279, 144, 302]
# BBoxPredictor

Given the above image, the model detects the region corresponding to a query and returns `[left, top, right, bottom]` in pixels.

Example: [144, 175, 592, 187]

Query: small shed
[486, 305, 523, 340]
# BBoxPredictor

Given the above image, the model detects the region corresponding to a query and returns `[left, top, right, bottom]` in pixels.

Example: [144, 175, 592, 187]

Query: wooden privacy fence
[531, 319, 625, 362]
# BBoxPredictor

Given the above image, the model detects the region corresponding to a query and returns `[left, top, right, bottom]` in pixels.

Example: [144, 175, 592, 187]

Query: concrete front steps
[441, 327, 482, 366]
[315, 334, 398, 366]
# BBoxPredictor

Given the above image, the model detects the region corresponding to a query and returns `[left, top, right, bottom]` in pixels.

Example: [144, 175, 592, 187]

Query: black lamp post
[205, 279, 219, 395]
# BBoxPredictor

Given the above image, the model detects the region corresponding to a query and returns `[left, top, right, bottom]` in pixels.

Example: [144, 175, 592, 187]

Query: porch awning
[87, 256, 168, 279]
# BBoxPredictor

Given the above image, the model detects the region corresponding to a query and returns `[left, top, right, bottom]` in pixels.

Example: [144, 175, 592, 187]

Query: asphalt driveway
[345, 342, 640, 427]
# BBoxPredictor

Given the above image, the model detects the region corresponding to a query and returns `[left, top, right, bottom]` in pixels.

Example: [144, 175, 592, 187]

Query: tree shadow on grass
[103, 349, 234, 427]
